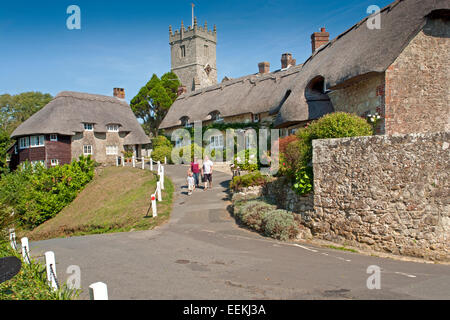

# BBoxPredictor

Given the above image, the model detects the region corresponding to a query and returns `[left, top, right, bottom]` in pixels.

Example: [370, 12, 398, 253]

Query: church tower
[169, 17, 217, 92]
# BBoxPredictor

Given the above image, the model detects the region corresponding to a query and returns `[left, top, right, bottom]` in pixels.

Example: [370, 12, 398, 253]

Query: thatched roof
[160, 0, 449, 129]
[274, 0, 450, 127]
[159, 65, 305, 129]
[11, 91, 150, 145]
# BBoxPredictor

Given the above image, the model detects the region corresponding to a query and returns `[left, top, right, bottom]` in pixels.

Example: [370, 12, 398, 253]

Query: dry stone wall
[312, 131, 449, 261]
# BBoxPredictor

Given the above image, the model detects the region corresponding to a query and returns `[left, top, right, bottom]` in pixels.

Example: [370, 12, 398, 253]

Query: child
[187, 170, 195, 196]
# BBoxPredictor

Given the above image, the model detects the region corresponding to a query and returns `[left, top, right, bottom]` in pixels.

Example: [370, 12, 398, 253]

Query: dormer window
[253, 114, 260, 123]
[50, 134, 58, 141]
[107, 124, 119, 132]
[84, 123, 94, 131]
[210, 111, 223, 123]
[180, 116, 192, 128]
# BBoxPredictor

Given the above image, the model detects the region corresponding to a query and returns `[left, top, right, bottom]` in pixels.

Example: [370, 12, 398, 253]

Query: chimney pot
[281, 53, 296, 69]
[258, 62, 270, 74]
[311, 27, 330, 53]
[113, 88, 125, 99]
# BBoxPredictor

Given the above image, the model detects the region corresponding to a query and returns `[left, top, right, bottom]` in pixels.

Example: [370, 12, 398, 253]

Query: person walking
[201, 156, 214, 191]
[191, 157, 200, 188]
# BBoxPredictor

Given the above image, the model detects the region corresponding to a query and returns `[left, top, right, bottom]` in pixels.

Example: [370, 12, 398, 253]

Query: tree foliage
[0, 92, 53, 174]
[130, 72, 180, 137]
[0, 92, 53, 134]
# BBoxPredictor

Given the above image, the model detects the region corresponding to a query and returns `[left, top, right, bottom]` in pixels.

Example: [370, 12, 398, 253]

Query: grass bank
[24, 166, 174, 241]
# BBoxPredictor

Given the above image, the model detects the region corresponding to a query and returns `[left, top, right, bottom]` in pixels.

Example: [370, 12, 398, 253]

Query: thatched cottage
[160, 0, 449, 137]
[9, 89, 150, 169]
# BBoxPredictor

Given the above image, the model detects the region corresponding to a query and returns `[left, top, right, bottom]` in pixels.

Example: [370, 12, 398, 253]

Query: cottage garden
[229, 112, 373, 241]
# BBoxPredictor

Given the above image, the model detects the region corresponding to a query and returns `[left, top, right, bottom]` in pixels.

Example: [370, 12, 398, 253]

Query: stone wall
[262, 177, 315, 222]
[328, 73, 385, 134]
[384, 17, 450, 135]
[312, 131, 449, 261]
[71, 131, 128, 165]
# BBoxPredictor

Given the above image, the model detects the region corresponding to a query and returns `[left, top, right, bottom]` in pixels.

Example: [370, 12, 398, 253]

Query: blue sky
[0, 0, 392, 102]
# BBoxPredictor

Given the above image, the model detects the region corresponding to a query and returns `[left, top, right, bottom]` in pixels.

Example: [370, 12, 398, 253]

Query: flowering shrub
[229, 172, 270, 192]
[234, 149, 259, 172]
[278, 112, 374, 195]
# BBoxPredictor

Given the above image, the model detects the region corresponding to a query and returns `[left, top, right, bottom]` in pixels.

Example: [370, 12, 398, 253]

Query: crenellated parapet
[169, 18, 217, 44]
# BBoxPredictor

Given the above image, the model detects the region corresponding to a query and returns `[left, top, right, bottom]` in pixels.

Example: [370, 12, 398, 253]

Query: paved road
[30, 165, 450, 300]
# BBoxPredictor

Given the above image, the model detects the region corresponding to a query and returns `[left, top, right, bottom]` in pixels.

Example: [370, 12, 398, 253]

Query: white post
[151, 194, 157, 217]
[157, 161, 161, 174]
[150, 158, 153, 171]
[9, 229, 16, 250]
[132, 156, 136, 168]
[160, 166, 165, 190]
[142, 157, 145, 170]
[89, 282, 109, 300]
[156, 181, 162, 202]
[21, 237, 30, 264]
[45, 251, 58, 290]
[164, 156, 167, 165]
[122, 156, 125, 167]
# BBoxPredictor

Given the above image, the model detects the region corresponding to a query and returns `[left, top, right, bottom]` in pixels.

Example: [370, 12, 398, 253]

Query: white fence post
[9, 229, 16, 250]
[151, 194, 157, 217]
[122, 156, 125, 167]
[150, 158, 153, 171]
[157, 161, 161, 174]
[160, 166, 165, 190]
[164, 156, 167, 165]
[157, 181, 162, 202]
[45, 251, 58, 290]
[132, 156, 136, 168]
[21, 237, 30, 264]
[142, 157, 145, 170]
[89, 282, 109, 300]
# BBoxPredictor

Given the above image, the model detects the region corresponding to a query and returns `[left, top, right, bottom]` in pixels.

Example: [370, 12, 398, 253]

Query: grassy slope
[26, 167, 174, 241]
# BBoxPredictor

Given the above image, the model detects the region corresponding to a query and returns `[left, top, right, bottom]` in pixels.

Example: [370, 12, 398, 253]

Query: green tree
[130, 72, 180, 137]
[0, 92, 53, 134]
[0, 129, 10, 176]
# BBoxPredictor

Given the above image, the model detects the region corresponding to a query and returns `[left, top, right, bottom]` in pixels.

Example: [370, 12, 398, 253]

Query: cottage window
[84, 123, 94, 131]
[106, 145, 118, 155]
[30, 135, 44, 148]
[107, 124, 119, 132]
[19, 137, 29, 149]
[83, 145, 93, 155]
[253, 114, 260, 123]
[50, 159, 59, 166]
[210, 135, 224, 149]
[50, 134, 58, 141]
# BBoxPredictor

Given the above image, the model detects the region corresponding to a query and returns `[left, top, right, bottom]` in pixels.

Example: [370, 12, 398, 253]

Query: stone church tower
[169, 18, 217, 92]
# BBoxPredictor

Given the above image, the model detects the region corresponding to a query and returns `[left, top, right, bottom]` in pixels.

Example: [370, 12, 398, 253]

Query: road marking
[291, 244, 319, 253]
[394, 272, 417, 278]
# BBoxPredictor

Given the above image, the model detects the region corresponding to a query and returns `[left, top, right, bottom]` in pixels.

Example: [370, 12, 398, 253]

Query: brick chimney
[177, 86, 187, 96]
[258, 62, 270, 74]
[113, 88, 125, 99]
[311, 27, 330, 53]
[281, 53, 296, 69]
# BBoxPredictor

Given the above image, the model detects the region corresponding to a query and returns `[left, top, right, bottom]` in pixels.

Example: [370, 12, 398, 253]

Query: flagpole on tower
[191, 3, 195, 27]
